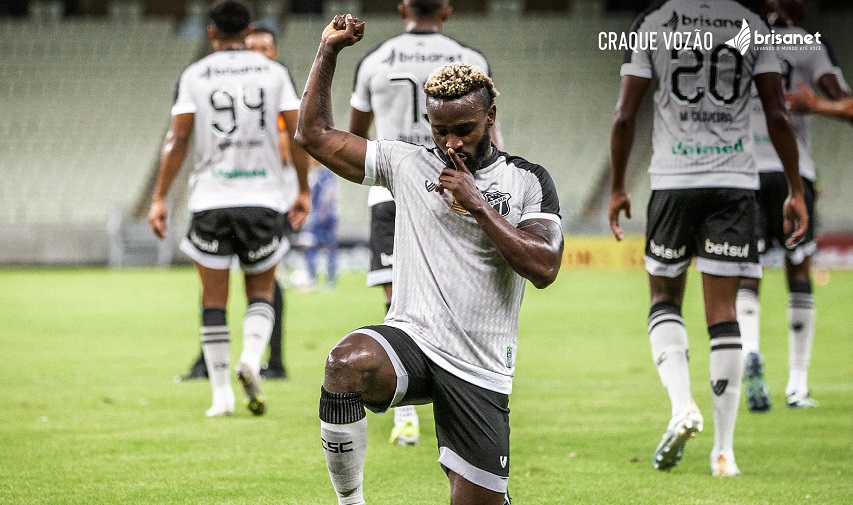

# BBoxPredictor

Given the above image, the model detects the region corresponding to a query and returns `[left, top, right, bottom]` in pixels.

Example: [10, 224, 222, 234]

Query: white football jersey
[172, 49, 301, 212]
[351, 32, 490, 206]
[751, 26, 836, 181]
[621, 0, 780, 190]
[363, 140, 561, 394]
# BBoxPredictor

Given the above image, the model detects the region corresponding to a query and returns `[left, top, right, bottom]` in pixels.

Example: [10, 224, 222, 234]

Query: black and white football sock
[239, 298, 274, 374]
[201, 308, 231, 407]
[787, 281, 815, 397]
[736, 286, 760, 357]
[320, 387, 368, 505]
[266, 281, 285, 371]
[708, 321, 742, 455]
[648, 302, 693, 417]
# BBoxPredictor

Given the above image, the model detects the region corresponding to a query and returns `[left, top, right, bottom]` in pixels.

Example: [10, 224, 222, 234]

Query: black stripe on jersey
[172, 75, 181, 106]
[274, 60, 301, 96]
[172, 62, 195, 106]
[443, 34, 492, 77]
[623, 2, 665, 64]
[823, 37, 840, 67]
[503, 153, 561, 218]
[352, 40, 386, 92]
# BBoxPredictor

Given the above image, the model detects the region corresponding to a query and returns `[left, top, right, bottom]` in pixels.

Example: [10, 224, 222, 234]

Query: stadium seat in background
[2, 7, 853, 265]
[0, 20, 198, 226]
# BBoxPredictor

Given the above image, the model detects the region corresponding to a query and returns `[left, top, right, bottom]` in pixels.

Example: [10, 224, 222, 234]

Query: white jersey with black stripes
[363, 139, 561, 394]
[351, 32, 490, 206]
[172, 49, 301, 212]
[751, 26, 838, 181]
[621, 0, 780, 190]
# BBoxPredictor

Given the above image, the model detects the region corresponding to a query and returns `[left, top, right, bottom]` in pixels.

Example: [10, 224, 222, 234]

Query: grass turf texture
[1, 267, 851, 504]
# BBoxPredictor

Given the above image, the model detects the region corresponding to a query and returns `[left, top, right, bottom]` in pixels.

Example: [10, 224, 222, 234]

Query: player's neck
[214, 39, 246, 51]
[404, 19, 442, 34]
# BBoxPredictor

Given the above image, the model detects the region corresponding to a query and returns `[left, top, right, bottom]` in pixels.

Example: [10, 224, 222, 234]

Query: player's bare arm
[295, 14, 368, 184]
[608, 75, 650, 241]
[817, 73, 850, 101]
[348, 108, 374, 138]
[755, 72, 809, 246]
[815, 73, 853, 126]
[148, 113, 193, 239]
[438, 148, 563, 289]
[281, 109, 312, 229]
[788, 81, 853, 120]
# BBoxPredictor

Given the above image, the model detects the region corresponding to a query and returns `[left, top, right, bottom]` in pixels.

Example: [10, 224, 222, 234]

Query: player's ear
[398, 2, 407, 19]
[207, 25, 217, 44]
[487, 104, 496, 126]
[441, 5, 452, 21]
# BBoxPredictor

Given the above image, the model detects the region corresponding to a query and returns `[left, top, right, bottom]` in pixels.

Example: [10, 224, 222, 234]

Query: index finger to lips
[446, 148, 466, 171]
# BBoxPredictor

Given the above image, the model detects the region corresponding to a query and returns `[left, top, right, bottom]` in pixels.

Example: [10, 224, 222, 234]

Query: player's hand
[321, 14, 365, 53]
[148, 198, 168, 239]
[289, 190, 311, 231]
[783, 193, 809, 247]
[785, 80, 816, 114]
[608, 189, 631, 241]
[435, 148, 485, 213]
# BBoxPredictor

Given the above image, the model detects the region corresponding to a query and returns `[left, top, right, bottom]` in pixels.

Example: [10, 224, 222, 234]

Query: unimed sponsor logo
[650, 240, 686, 260]
[671, 137, 744, 157]
[705, 239, 749, 258]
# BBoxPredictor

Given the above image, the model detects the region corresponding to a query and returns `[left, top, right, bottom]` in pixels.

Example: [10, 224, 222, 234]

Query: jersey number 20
[670, 46, 744, 107]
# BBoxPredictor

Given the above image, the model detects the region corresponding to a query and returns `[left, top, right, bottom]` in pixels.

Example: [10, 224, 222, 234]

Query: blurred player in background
[738, 0, 851, 412]
[609, 0, 807, 476]
[787, 82, 853, 120]
[148, 0, 310, 417]
[303, 164, 340, 290]
[297, 15, 562, 505]
[175, 26, 302, 382]
[348, 0, 504, 447]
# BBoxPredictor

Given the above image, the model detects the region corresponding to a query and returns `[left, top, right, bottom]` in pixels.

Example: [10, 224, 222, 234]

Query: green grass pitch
[1, 267, 851, 504]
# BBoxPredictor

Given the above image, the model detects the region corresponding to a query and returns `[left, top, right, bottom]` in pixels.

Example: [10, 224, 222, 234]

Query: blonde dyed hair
[423, 63, 499, 104]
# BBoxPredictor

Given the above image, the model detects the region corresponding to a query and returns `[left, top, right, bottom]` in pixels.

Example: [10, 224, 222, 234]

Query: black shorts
[179, 206, 289, 274]
[367, 201, 395, 287]
[756, 172, 817, 265]
[356, 324, 510, 494]
[645, 188, 761, 278]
